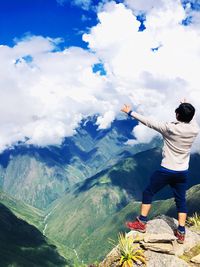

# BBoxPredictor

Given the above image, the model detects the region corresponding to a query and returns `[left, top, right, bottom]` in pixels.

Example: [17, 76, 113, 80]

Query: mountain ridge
[42, 148, 200, 263]
[0, 203, 70, 267]
[0, 118, 160, 209]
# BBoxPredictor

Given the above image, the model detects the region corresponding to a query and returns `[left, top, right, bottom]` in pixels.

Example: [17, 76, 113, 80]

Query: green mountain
[0, 203, 71, 267]
[0, 191, 84, 266]
[43, 148, 200, 263]
[0, 190, 44, 231]
[0, 117, 200, 265]
[0, 155, 70, 210]
[76, 183, 200, 263]
[42, 148, 161, 256]
[0, 118, 157, 210]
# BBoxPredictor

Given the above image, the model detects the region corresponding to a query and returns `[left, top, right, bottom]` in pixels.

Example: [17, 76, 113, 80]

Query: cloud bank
[0, 36, 115, 151]
[83, 0, 200, 151]
[1, 1, 200, 152]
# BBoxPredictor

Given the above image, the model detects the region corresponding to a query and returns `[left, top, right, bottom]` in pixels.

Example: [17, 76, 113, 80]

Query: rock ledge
[99, 215, 200, 267]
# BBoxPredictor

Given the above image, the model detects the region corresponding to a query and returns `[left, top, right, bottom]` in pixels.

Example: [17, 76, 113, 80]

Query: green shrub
[187, 212, 200, 228]
[116, 233, 146, 267]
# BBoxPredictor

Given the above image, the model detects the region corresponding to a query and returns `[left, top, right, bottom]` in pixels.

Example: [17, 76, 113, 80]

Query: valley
[0, 118, 200, 266]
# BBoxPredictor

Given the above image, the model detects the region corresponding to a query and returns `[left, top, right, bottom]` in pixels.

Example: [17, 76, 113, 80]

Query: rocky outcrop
[100, 215, 200, 267]
[145, 250, 189, 267]
[99, 247, 121, 267]
[141, 242, 175, 254]
[191, 254, 200, 264]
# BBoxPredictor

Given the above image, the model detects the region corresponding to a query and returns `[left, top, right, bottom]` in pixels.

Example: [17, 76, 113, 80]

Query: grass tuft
[187, 212, 200, 228]
[117, 233, 146, 267]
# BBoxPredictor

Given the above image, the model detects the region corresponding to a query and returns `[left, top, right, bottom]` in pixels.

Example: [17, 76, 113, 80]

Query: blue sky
[0, 0, 98, 48]
[0, 0, 198, 47]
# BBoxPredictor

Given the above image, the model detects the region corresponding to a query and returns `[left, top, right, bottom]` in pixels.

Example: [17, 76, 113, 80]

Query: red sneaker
[174, 229, 185, 244]
[125, 216, 147, 233]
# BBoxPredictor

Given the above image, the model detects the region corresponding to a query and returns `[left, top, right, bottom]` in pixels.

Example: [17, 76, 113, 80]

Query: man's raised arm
[121, 104, 168, 135]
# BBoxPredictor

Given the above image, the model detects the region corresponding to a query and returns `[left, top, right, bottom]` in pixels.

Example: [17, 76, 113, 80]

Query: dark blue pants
[142, 168, 188, 213]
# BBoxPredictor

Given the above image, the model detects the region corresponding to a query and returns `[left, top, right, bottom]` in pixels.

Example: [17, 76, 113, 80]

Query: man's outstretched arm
[121, 104, 168, 135]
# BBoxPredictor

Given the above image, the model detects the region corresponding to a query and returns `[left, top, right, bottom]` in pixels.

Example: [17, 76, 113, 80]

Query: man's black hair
[175, 103, 195, 123]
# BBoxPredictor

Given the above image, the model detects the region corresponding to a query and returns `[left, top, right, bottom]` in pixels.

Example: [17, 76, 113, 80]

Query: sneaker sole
[174, 230, 185, 244]
[125, 223, 146, 233]
[177, 239, 184, 244]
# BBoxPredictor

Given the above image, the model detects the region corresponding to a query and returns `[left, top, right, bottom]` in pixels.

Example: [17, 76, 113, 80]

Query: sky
[1, 0, 200, 152]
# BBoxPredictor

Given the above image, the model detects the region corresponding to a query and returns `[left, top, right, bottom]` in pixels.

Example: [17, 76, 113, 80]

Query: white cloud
[56, 0, 113, 11]
[81, 14, 92, 22]
[83, 1, 200, 148]
[96, 110, 115, 129]
[182, 1, 200, 29]
[1, 1, 200, 152]
[0, 36, 120, 151]
[57, 0, 93, 10]
[124, 0, 166, 13]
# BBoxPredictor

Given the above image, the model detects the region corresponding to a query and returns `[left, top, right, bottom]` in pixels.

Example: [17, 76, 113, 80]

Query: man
[121, 101, 199, 243]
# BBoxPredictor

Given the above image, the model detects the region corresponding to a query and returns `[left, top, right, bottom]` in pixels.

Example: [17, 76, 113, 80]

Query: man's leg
[126, 170, 169, 231]
[139, 170, 169, 221]
[170, 176, 187, 228]
[175, 212, 187, 244]
[170, 174, 188, 243]
[178, 212, 187, 227]
[141, 204, 151, 217]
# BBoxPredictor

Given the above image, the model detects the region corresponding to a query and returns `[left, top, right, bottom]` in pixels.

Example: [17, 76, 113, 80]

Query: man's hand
[121, 104, 132, 114]
[180, 98, 187, 104]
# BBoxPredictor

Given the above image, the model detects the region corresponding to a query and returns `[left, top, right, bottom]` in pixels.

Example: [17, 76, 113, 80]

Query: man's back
[129, 111, 199, 171]
[162, 120, 199, 171]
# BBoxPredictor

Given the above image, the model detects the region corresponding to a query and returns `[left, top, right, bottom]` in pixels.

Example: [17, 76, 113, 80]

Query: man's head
[175, 103, 195, 123]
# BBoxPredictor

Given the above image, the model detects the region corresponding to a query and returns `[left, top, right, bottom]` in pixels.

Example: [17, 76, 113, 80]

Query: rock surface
[99, 247, 121, 267]
[191, 254, 200, 264]
[100, 215, 200, 267]
[143, 233, 176, 243]
[145, 250, 189, 267]
[140, 241, 174, 254]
